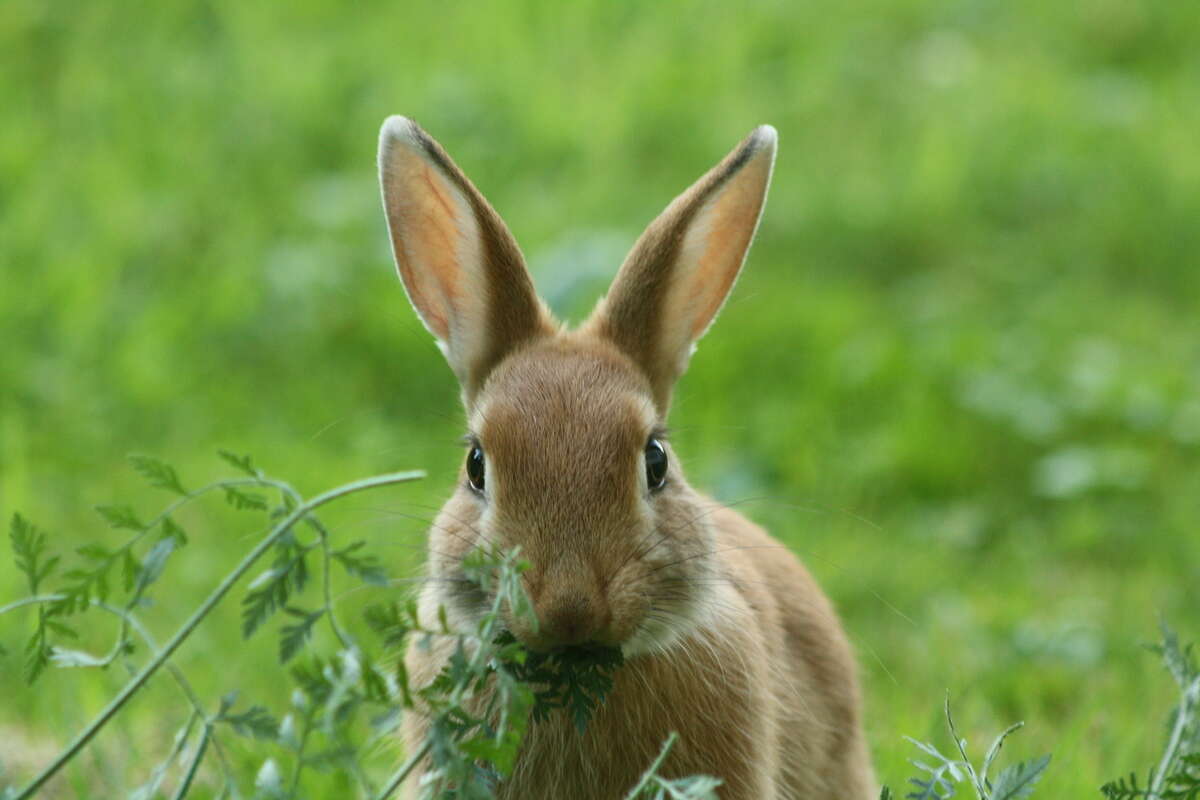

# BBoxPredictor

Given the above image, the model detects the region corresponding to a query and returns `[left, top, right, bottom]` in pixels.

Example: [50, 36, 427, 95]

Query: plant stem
[7, 593, 240, 791]
[13, 470, 423, 800]
[1150, 674, 1199, 797]
[286, 709, 316, 799]
[171, 723, 211, 800]
[374, 740, 432, 800]
[319, 526, 354, 651]
[623, 731, 678, 799]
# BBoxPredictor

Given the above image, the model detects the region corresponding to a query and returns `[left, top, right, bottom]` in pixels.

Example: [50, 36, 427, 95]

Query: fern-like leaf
[217, 449, 261, 478]
[989, 755, 1050, 800]
[127, 454, 187, 495]
[279, 607, 324, 663]
[224, 486, 268, 512]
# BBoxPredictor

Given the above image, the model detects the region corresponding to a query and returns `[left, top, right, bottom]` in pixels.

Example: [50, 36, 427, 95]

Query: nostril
[540, 593, 598, 647]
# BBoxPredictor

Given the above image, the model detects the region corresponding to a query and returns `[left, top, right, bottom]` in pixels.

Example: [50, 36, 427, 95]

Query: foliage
[880, 624, 1200, 800]
[622, 733, 721, 800]
[888, 697, 1050, 800]
[1100, 624, 1200, 799]
[495, 630, 624, 733]
[3, 2, 1200, 793]
[0, 454, 710, 800]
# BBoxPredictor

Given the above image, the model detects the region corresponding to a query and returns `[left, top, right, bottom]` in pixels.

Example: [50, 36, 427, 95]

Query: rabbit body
[378, 117, 875, 798]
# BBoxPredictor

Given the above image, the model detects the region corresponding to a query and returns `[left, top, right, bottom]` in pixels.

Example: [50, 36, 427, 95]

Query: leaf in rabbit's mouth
[493, 631, 625, 733]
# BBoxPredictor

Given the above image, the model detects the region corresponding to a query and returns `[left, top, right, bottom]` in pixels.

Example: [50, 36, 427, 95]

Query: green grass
[2, 0, 1199, 795]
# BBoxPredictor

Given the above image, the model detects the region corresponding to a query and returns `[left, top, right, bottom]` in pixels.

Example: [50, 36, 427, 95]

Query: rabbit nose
[537, 591, 604, 648]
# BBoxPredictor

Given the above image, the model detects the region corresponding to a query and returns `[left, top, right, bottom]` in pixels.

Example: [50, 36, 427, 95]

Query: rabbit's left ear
[378, 116, 553, 403]
[585, 126, 777, 412]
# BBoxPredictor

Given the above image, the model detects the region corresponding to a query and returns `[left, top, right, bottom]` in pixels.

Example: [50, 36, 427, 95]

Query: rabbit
[377, 115, 876, 799]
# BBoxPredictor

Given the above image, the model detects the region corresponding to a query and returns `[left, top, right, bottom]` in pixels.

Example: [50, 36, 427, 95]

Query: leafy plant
[887, 695, 1050, 800]
[0, 453, 713, 800]
[1101, 623, 1200, 799]
[879, 624, 1200, 800]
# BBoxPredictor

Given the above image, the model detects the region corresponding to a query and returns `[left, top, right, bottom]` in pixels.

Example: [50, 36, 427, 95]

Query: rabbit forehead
[471, 338, 658, 517]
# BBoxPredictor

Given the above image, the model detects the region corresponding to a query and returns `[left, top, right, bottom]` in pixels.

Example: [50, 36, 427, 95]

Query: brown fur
[377, 117, 876, 798]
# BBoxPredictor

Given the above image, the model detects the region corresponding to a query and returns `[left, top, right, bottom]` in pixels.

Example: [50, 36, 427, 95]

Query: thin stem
[623, 731, 678, 799]
[171, 723, 211, 800]
[0, 595, 57, 616]
[320, 527, 354, 651]
[14, 470, 424, 800]
[374, 740, 432, 800]
[286, 709, 316, 799]
[8, 593, 241, 792]
[1150, 675, 1199, 796]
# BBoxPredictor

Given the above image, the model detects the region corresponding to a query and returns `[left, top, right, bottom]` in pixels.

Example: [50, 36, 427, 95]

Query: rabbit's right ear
[378, 116, 553, 403]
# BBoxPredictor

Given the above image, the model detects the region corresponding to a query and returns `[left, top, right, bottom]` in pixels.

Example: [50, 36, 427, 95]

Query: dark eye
[466, 445, 485, 493]
[645, 438, 668, 491]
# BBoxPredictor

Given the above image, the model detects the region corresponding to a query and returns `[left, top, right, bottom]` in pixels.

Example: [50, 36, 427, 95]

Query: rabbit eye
[466, 445, 485, 492]
[645, 438, 668, 491]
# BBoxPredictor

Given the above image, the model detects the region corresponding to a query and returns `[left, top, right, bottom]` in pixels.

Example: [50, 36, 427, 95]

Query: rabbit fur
[377, 116, 875, 799]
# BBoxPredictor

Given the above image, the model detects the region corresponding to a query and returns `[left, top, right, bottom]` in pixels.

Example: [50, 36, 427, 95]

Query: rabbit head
[379, 117, 776, 656]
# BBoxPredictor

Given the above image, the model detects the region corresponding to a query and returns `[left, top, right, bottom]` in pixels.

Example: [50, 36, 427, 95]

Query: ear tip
[749, 124, 778, 153]
[379, 115, 427, 159]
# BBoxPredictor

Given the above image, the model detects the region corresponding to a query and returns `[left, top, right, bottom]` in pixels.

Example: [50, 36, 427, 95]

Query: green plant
[1, 453, 716, 800]
[880, 623, 1199, 800]
[883, 696, 1050, 800]
[1100, 624, 1200, 799]
[2, 455, 1195, 800]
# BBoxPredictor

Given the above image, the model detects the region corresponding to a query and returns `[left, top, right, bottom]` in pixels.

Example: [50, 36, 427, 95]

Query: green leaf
[279, 607, 324, 663]
[1100, 771, 1151, 799]
[161, 515, 188, 546]
[219, 703, 279, 741]
[254, 757, 284, 798]
[224, 486, 268, 512]
[134, 536, 177, 598]
[23, 621, 52, 685]
[241, 549, 310, 639]
[498, 633, 623, 734]
[901, 737, 964, 800]
[127, 454, 187, 495]
[10, 514, 58, 593]
[364, 602, 410, 649]
[1151, 620, 1198, 691]
[217, 449, 260, 477]
[50, 647, 110, 668]
[121, 548, 141, 593]
[989, 754, 1051, 800]
[95, 504, 146, 531]
[76, 543, 114, 562]
[332, 541, 388, 586]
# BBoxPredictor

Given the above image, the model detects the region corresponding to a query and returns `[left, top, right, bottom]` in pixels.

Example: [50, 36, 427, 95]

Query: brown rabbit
[378, 116, 876, 799]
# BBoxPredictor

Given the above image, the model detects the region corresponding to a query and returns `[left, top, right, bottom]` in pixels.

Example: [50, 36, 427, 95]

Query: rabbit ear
[378, 116, 553, 402]
[585, 126, 777, 411]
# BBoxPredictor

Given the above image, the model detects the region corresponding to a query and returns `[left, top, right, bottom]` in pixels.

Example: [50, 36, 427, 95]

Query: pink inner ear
[394, 163, 469, 340]
[685, 187, 763, 340]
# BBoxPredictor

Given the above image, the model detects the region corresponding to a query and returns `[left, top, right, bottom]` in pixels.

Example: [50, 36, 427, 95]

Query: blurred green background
[2, 0, 1199, 795]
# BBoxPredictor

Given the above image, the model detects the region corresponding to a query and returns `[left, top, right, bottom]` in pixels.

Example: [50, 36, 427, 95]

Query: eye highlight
[466, 445, 485, 493]
[645, 438, 668, 491]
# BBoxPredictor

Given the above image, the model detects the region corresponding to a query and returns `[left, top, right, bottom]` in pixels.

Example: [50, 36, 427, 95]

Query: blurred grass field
[2, 0, 1199, 795]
